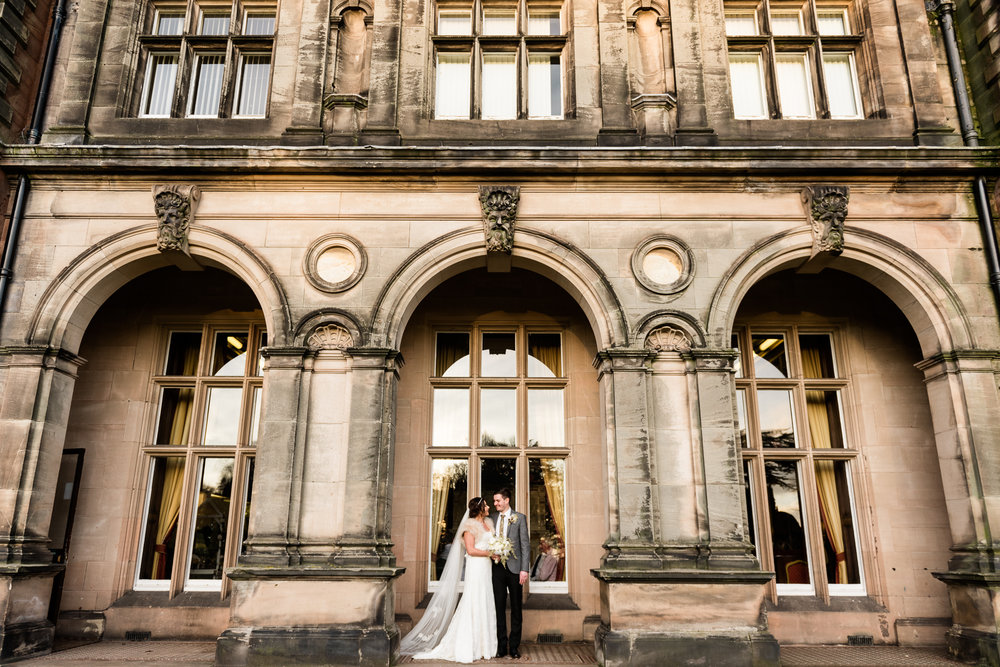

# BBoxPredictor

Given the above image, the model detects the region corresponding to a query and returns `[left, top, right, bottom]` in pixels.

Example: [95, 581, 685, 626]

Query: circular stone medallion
[304, 234, 367, 293]
[631, 235, 695, 296]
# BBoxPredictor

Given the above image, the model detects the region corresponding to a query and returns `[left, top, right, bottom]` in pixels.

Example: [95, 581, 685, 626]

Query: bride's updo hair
[468, 497, 487, 518]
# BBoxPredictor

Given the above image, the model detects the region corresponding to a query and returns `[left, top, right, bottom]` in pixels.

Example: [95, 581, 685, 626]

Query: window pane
[137, 457, 185, 581]
[155, 387, 195, 445]
[482, 7, 517, 34]
[235, 54, 271, 117]
[823, 53, 861, 118]
[529, 458, 566, 582]
[775, 53, 815, 118]
[766, 460, 810, 584]
[481, 457, 516, 506]
[527, 333, 560, 376]
[244, 12, 275, 34]
[758, 389, 797, 448]
[817, 10, 848, 35]
[142, 54, 179, 117]
[527, 9, 560, 35]
[481, 332, 516, 376]
[432, 388, 470, 445]
[188, 53, 225, 117]
[805, 390, 845, 449]
[728, 53, 768, 119]
[480, 388, 516, 447]
[436, 52, 471, 119]
[725, 12, 758, 36]
[254, 331, 267, 376]
[186, 457, 234, 582]
[200, 12, 230, 34]
[437, 9, 472, 34]
[203, 387, 243, 446]
[213, 332, 249, 376]
[770, 11, 803, 35]
[528, 389, 564, 447]
[436, 332, 471, 377]
[743, 460, 758, 557]
[156, 12, 185, 35]
[240, 457, 255, 555]
[164, 331, 201, 375]
[815, 460, 862, 586]
[799, 334, 837, 378]
[736, 389, 748, 448]
[482, 53, 517, 120]
[751, 334, 787, 378]
[528, 53, 562, 118]
[249, 386, 262, 447]
[430, 459, 468, 581]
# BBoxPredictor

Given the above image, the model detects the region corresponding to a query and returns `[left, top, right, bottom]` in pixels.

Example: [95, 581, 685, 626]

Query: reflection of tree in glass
[764, 460, 796, 492]
[761, 429, 795, 449]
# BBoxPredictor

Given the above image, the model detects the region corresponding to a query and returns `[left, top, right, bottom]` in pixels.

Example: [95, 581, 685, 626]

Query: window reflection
[156, 387, 194, 445]
[482, 332, 516, 376]
[203, 387, 242, 446]
[436, 333, 470, 377]
[480, 388, 516, 446]
[433, 388, 470, 445]
[213, 332, 248, 376]
[481, 458, 517, 505]
[430, 459, 468, 581]
[165, 332, 201, 375]
[758, 389, 796, 448]
[528, 389, 564, 446]
[137, 457, 185, 581]
[527, 333, 561, 377]
[752, 334, 788, 378]
[766, 460, 810, 585]
[187, 457, 234, 581]
[529, 458, 565, 582]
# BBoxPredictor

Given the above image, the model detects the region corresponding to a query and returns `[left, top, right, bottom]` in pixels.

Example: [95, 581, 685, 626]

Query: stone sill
[226, 565, 405, 580]
[591, 568, 775, 585]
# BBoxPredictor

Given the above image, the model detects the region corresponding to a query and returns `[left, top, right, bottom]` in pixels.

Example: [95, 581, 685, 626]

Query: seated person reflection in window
[530, 536, 559, 581]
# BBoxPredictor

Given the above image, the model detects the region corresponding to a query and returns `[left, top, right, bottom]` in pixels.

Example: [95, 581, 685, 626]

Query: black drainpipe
[0, 0, 68, 329]
[926, 0, 1000, 314]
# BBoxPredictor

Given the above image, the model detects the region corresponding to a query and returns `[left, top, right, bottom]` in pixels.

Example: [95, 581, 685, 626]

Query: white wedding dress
[403, 516, 498, 663]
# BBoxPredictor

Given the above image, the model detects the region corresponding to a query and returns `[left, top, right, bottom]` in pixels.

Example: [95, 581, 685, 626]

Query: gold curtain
[435, 335, 468, 377]
[430, 470, 451, 557]
[540, 461, 566, 579]
[152, 457, 185, 579]
[803, 348, 847, 584]
[528, 337, 561, 377]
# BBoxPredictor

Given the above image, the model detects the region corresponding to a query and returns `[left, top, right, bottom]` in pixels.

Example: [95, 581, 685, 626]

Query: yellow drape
[152, 457, 185, 578]
[529, 337, 561, 377]
[803, 348, 848, 584]
[436, 335, 469, 377]
[540, 461, 566, 579]
[429, 470, 451, 558]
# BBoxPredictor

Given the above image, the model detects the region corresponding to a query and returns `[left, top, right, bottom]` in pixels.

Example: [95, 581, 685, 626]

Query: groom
[491, 487, 529, 659]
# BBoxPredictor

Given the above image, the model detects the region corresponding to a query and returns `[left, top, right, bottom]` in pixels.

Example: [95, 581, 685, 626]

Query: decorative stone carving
[803, 185, 849, 256]
[479, 185, 520, 255]
[308, 324, 354, 350]
[645, 326, 692, 353]
[153, 184, 200, 256]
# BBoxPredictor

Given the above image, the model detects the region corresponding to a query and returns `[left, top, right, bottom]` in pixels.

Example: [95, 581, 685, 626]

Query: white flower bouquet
[488, 534, 515, 566]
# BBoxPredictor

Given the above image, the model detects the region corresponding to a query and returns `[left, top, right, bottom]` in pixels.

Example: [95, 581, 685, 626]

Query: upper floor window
[138, 0, 277, 118]
[724, 1, 863, 120]
[734, 326, 866, 599]
[433, 0, 566, 119]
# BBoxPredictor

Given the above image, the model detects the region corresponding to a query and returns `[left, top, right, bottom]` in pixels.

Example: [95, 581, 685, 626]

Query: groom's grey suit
[491, 510, 529, 657]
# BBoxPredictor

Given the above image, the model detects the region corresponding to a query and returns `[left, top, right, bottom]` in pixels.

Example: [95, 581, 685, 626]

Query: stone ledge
[592, 567, 774, 584]
[226, 565, 405, 580]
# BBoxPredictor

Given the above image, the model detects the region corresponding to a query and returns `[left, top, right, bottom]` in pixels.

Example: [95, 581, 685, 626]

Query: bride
[399, 497, 498, 663]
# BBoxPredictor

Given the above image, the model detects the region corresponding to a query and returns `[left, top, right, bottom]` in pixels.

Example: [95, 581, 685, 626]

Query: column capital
[915, 349, 1000, 378]
[594, 347, 655, 373]
[687, 346, 739, 372]
[0, 345, 87, 369]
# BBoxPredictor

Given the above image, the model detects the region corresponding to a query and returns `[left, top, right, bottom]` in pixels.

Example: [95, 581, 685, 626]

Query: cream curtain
[528, 336, 561, 377]
[803, 349, 848, 584]
[540, 460, 566, 579]
[430, 469, 452, 557]
[152, 457, 185, 579]
[436, 335, 468, 377]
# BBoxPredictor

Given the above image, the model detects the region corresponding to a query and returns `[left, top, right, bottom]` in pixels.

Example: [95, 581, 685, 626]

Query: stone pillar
[595, 0, 639, 145]
[218, 346, 403, 666]
[281, 0, 331, 144]
[920, 351, 1000, 666]
[0, 346, 84, 660]
[358, 0, 401, 144]
[591, 344, 777, 667]
[667, 0, 715, 145]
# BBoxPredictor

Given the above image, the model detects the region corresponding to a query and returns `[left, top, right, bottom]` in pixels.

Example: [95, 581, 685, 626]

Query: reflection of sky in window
[203, 388, 242, 445]
[753, 354, 785, 378]
[200, 457, 234, 495]
[482, 334, 516, 376]
[527, 355, 555, 377]
[528, 389, 563, 446]
[433, 389, 469, 445]
[480, 388, 516, 446]
[215, 353, 246, 376]
[769, 464, 802, 521]
[758, 390, 796, 447]
[735, 389, 748, 446]
[442, 355, 470, 377]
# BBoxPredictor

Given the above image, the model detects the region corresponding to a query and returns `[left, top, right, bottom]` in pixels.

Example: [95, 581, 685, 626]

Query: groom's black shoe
[497, 647, 508, 658]
[510, 650, 521, 659]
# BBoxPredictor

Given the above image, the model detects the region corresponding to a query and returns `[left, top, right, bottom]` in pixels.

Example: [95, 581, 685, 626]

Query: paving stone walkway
[6, 640, 974, 666]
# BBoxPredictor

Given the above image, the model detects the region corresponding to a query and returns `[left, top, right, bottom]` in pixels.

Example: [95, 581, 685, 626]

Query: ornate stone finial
[479, 185, 520, 255]
[803, 185, 849, 256]
[153, 184, 200, 256]
[645, 326, 693, 353]
[308, 324, 354, 350]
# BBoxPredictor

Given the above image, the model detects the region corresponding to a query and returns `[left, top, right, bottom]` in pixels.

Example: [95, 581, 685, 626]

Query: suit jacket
[491, 510, 530, 575]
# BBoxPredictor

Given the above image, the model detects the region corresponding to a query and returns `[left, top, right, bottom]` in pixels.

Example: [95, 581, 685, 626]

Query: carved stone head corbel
[153, 184, 201, 257]
[803, 185, 849, 257]
[479, 185, 520, 272]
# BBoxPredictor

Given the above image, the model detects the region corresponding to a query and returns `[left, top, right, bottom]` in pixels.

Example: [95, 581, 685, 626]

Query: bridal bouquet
[488, 534, 515, 566]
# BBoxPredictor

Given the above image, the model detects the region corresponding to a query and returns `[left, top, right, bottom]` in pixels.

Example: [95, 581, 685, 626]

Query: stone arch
[368, 227, 629, 350]
[707, 226, 975, 357]
[294, 308, 366, 349]
[634, 309, 707, 349]
[27, 224, 291, 354]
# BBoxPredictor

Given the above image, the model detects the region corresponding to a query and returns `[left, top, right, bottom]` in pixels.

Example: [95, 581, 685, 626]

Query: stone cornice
[1, 145, 998, 177]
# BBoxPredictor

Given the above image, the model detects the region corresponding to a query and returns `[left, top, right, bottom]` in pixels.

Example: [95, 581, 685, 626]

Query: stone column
[667, 0, 715, 145]
[0, 346, 84, 660]
[358, 0, 401, 144]
[218, 345, 403, 666]
[919, 351, 1000, 665]
[591, 344, 776, 667]
[281, 0, 331, 143]
[596, 0, 639, 145]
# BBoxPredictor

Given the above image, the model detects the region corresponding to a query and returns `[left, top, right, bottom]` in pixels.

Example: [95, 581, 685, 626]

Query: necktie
[500, 515, 507, 537]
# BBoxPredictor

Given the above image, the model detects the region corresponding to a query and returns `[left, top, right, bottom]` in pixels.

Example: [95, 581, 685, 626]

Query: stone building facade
[1, 0, 999, 665]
